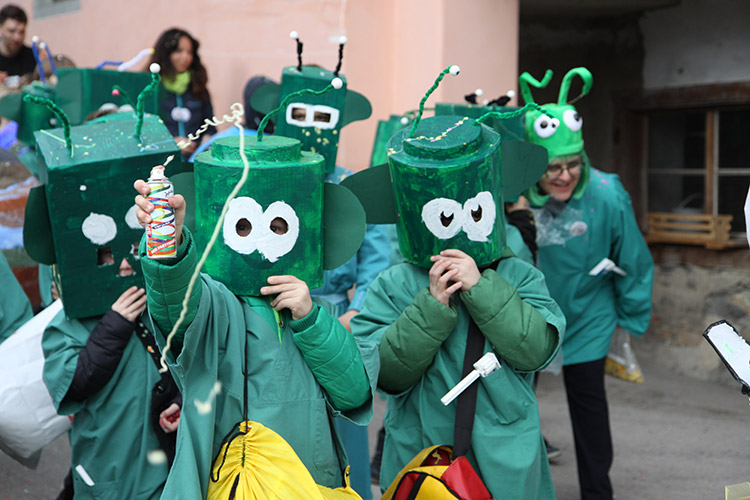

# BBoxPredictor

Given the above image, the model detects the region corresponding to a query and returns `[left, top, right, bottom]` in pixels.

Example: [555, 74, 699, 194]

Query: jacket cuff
[290, 304, 321, 332]
[462, 269, 514, 323]
[101, 309, 137, 341]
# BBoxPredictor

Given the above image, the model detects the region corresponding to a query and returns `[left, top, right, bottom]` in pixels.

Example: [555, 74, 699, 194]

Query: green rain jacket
[139, 229, 378, 500]
[42, 313, 167, 500]
[0, 252, 32, 343]
[351, 253, 565, 500]
[530, 167, 654, 365]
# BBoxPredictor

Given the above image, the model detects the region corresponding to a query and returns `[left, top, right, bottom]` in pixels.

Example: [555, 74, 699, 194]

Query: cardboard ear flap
[341, 89, 372, 127]
[23, 186, 56, 265]
[323, 182, 366, 270]
[501, 141, 549, 199]
[171, 172, 196, 234]
[0, 92, 22, 122]
[249, 83, 282, 121]
[340, 164, 397, 225]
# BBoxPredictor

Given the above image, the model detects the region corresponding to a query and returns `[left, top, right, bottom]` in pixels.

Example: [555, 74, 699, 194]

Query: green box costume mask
[180, 80, 366, 297]
[342, 67, 549, 268]
[250, 33, 372, 174]
[23, 77, 179, 319]
[519, 67, 593, 204]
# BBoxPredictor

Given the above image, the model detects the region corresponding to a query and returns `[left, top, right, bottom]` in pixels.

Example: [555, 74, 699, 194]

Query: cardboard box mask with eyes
[23, 93, 179, 319]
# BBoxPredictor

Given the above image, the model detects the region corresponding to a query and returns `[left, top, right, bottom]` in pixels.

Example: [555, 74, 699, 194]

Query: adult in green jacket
[134, 196, 378, 500]
[352, 252, 565, 498]
[520, 67, 654, 500]
[0, 252, 31, 343]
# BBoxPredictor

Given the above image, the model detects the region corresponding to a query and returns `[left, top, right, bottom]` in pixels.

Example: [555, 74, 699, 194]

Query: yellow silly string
[158, 103, 252, 372]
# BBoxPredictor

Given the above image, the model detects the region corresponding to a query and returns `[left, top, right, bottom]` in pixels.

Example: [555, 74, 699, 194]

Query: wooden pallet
[645, 212, 737, 249]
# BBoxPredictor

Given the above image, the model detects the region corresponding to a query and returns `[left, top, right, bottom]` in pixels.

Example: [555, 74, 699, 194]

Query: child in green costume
[520, 67, 654, 500]
[346, 67, 566, 499]
[132, 125, 379, 499]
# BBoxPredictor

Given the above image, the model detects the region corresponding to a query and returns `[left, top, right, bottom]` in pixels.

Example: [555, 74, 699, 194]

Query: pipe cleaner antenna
[475, 102, 555, 131]
[256, 77, 343, 142]
[111, 86, 136, 109]
[31, 36, 46, 85]
[409, 65, 461, 138]
[558, 67, 593, 105]
[333, 36, 346, 77]
[134, 64, 161, 139]
[290, 31, 303, 72]
[23, 94, 72, 151]
[519, 69, 553, 105]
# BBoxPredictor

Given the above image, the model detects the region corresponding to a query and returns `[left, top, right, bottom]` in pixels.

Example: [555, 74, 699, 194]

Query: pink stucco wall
[15, 0, 519, 170]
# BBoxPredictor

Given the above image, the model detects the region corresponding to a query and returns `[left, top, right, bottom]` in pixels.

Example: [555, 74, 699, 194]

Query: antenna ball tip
[149, 63, 161, 74]
[289, 31, 299, 40]
[507, 90, 516, 98]
[331, 77, 343, 90]
[112, 89, 120, 97]
[449, 65, 460, 76]
[475, 88, 483, 96]
[400, 116, 409, 125]
[339, 35, 347, 45]
[39, 42, 47, 49]
[32, 35, 40, 43]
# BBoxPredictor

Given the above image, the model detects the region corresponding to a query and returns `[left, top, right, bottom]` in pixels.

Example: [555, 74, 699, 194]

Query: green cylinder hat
[189, 79, 366, 296]
[343, 66, 549, 268]
[249, 32, 372, 174]
[22, 70, 180, 319]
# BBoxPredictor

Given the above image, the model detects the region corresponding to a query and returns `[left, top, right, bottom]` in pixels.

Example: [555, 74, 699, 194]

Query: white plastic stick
[118, 48, 154, 72]
[441, 352, 501, 406]
[588, 257, 626, 277]
[75, 464, 95, 486]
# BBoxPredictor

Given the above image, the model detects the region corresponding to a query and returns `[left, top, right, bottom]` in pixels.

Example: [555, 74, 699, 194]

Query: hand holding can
[146, 156, 177, 259]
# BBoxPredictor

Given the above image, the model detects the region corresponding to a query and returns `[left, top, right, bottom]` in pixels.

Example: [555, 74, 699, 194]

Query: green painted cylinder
[193, 135, 325, 296]
[387, 115, 505, 268]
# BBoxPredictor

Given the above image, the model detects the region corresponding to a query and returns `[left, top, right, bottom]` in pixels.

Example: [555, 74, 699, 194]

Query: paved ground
[2, 335, 749, 499]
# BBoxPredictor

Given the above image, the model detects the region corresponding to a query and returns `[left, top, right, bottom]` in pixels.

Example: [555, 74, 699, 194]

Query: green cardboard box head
[250, 33, 372, 174]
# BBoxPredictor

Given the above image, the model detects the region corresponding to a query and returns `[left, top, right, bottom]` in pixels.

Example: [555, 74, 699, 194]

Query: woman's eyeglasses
[545, 159, 582, 180]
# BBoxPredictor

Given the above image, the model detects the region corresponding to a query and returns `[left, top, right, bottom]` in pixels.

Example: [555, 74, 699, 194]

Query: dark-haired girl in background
[150, 28, 215, 158]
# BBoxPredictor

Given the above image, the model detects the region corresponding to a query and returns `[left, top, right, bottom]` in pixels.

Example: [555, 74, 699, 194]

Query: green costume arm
[139, 228, 202, 353]
[377, 287, 458, 393]
[609, 182, 654, 337]
[290, 302, 372, 411]
[462, 269, 559, 371]
[0, 252, 32, 344]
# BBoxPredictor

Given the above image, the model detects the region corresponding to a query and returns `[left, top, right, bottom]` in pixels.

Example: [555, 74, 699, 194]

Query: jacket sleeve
[609, 182, 654, 337]
[348, 224, 392, 312]
[461, 267, 561, 371]
[139, 228, 202, 354]
[66, 310, 135, 401]
[289, 302, 373, 412]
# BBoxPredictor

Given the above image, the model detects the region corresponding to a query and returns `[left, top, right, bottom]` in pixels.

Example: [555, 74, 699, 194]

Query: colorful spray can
[146, 155, 176, 258]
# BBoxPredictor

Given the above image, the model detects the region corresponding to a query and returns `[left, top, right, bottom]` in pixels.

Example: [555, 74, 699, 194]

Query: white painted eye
[462, 192, 496, 242]
[82, 213, 117, 245]
[422, 198, 464, 239]
[563, 109, 582, 132]
[533, 114, 558, 139]
[125, 205, 141, 229]
[256, 201, 299, 263]
[223, 197, 263, 254]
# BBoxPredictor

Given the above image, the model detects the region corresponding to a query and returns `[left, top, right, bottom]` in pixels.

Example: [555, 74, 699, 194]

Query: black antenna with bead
[290, 31, 303, 71]
[333, 36, 346, 77]
[486, 90, 515, 107]
[464, 88, 483, 104]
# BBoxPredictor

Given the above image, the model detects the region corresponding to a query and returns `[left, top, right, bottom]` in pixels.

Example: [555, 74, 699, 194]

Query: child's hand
[431, 249, 481, 292]
[159, 403, 180, 433]
[428, 258, 462, 307]
[261, 276, 313, 321]
[133, 179, 186, 246]
[111, 286, 147, 322]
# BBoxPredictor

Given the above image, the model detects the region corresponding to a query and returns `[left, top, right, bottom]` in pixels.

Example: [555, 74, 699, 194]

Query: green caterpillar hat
[186, 79, 366, 296]
[23, 70, 180, 319]
[250, 32, 372, 174]
[342, 66, 549, 268]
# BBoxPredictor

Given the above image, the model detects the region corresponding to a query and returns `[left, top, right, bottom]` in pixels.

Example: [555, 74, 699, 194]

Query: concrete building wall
[640, 0, 750, 90]
[12, 0, 520, 171]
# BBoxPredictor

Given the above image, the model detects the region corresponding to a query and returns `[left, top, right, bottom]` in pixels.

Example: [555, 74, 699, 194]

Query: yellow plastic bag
[605, 328, 643, 384]
[207, 421, 361, 500]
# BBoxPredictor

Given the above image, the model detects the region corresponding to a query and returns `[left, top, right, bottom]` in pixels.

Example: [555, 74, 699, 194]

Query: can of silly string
[146, 156, 177, 259]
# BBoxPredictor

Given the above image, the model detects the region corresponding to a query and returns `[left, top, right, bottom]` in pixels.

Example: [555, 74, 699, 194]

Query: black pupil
[471, 207, 482, 222]
[540, 121, 548, 129]
[236, 219, 252, 237]
[440, 212, 454, 227]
